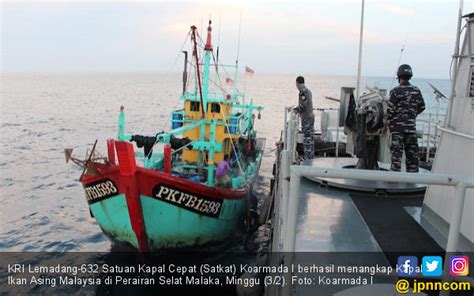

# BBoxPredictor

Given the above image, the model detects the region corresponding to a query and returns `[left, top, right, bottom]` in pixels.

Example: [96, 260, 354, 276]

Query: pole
[284, 170, 301, 252]
[434, 98, 440, 149]
[232, 12, 242, 100]
[445, 183, 468, 253]
[426, 113, 432, 161]
[283, 107, 288, 150]
[336, 109, 340, 158]
[440, 183, 468, 296]
[271, 153, 282, 253]
[355, 0, 365, 102]
[182, 51, 188, 95]
[191, 26, 205, 119]
[445, 0, 464, 128]
[280, 150, 291, 248]
[287, 114, 296, 163]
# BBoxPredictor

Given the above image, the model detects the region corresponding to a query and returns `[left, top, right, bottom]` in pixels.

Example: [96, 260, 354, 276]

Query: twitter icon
[422, 256, 443, 276]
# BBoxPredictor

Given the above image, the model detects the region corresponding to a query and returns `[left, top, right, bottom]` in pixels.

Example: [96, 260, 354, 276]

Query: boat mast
[182, 51, 188, 95]
[191, 26, 205, 118]
[355, 0, 365, 102]
[233, 12, 242, 101]
[202, 20, 213, 106]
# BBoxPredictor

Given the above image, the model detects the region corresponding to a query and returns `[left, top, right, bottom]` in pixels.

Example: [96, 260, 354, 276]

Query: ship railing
[437, 125, 474, 140]
[417, 112, 446, 162]
[292, 107, 446, 161]
[276, 108, 474, 251]
[274, 163, 474, 295]
[271, 112, 473, 295]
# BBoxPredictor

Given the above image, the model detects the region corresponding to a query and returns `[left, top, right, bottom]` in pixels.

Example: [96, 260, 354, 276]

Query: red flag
[225, 78, 234, 87]
[245, 66, 254, 77]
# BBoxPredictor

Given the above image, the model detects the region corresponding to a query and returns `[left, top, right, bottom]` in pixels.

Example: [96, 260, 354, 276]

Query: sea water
[0, 72, 450, 253]
[0, 72, 450, 294]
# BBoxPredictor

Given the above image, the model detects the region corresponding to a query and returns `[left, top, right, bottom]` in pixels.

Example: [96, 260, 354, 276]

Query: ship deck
[276, 159, 451, 296]
[294, 178, 443, 255]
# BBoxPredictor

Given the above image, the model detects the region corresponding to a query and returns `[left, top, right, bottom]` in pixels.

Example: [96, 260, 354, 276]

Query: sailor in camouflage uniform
[293, 76, 315, 160]
[384, 64, 425, 172]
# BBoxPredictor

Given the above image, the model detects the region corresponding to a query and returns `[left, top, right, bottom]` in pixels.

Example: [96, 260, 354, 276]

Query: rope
[196, 33, 241, 95]
[220, 111, 244, 174]
[141, 25, 249, 173]
[183, 33, 246, 174]
[142, 31, 201, 160]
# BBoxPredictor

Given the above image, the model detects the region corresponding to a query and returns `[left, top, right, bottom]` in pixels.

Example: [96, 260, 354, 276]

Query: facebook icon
[398, 256, 418, 276]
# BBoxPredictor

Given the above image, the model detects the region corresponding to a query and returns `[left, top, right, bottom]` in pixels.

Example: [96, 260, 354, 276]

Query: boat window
[211, 103, 221, 113]
[190, 101, 200, 112]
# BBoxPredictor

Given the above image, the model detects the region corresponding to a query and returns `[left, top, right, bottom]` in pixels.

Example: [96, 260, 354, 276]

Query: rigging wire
[184, 65, 245, 163]
[143, 30, 208, 159]
[196, 32, 240, 95]
[142, 21, 252, 174]
[220, 111, 244, 174]
[137, 30, 192, 135]
[186, 30, 247, 174]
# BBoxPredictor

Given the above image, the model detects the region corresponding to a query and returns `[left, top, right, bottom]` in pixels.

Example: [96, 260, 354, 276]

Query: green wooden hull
[89, 193, 247, 250]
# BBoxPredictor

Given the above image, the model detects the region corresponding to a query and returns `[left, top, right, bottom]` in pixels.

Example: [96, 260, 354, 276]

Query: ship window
[210, 103, 221, 113]
[469, 65, 474, 97]
[190, 101, 200, 112]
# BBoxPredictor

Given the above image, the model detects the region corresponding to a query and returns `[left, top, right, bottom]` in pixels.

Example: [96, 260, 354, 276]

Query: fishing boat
[67, 21, 265, 252]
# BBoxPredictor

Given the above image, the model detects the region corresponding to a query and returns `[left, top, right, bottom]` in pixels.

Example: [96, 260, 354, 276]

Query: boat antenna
[191, 25, 205, 118]
[236, 11, 242, 63]
[233, 11, 242, 98]
[389, 3, 416, 90]
[216, 10, 222, 71]
[355, 0, 365, 103]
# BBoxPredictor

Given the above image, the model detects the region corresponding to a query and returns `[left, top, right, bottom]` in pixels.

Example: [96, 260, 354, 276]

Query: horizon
[0, 70, 451, 81]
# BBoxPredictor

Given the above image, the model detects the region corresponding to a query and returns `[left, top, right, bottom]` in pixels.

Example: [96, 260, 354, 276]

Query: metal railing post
[271, 154, 282, 253]
[283, 107, 288, 150]
[434, 101, 440, 149]
[440, 183, 468, 296]
[446, 183, 468, 253]
[287, 113, 296, 163]
[335, 108, 340, 158]
[426, 113, 432, 161]
[280, 150, 291, 249]
[281, 167, 301, 296]
[283, 168, 302, 252]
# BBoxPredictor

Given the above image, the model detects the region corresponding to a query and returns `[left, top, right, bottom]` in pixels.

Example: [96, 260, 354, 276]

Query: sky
[1, 0, 472, 79]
